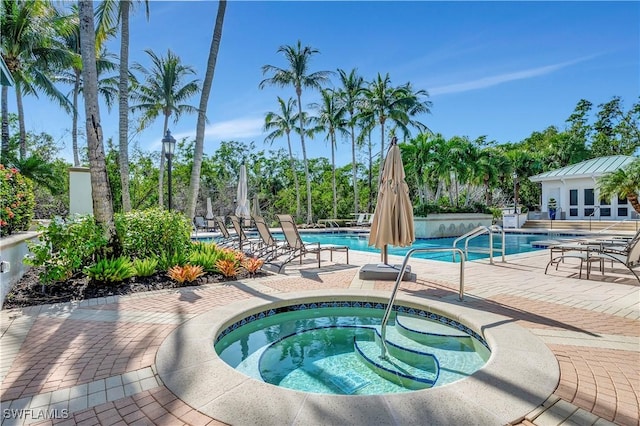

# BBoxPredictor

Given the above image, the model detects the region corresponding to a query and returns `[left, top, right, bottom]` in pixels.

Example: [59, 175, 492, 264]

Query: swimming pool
[274, 231, 553, 262]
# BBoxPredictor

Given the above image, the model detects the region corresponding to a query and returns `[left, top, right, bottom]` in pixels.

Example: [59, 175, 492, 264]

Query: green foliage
[414, 202, 492, 216]
[157, 251, 189, 271]
[84, 257, 135, 283]
[115, 208, 192, 260]
[25, 216, 108, 284]
[0, 164, 36, 236]
[132, 257, 158, 277]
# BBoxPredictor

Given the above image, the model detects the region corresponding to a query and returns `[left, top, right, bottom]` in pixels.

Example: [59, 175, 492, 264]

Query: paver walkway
[1, 249, 638, 425]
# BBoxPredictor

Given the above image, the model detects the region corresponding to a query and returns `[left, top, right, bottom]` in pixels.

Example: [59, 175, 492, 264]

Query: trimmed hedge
[0, 164, 35, 237]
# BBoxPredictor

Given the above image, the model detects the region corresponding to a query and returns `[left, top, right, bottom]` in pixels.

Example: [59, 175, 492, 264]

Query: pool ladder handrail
[452, 225, 505, 264]
[379, 247, 465, 360]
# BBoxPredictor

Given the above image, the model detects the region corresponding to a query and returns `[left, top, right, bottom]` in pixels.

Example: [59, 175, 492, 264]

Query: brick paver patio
[1, 249, 638, 425]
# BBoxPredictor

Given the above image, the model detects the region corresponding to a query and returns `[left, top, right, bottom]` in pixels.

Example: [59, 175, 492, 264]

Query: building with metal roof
[1, 56, 14, 86]
[529, 155, 637, 220]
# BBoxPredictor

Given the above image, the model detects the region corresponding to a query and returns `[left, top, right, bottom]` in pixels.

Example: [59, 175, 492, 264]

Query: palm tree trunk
[1, 86, 8, 158]
[15, 85, 26, 159]
[79, 0, 115, 245]
[158, 114, 168, 208]
[186, 0, 226, 219]
[297, 90, 312, 224]
[367, 130, 373, 212]
[378, 117, 385, 184]
[628, 194, 640, 215]
[331, 132, 337, 219]
[350, 120, 358, 214]
[118, 0, 132, 212]
[285, 131, 301, 217]
[72, 71, 80, 166]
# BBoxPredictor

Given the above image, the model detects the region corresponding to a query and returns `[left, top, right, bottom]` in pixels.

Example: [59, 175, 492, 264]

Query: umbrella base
[358, 264, 412, 281]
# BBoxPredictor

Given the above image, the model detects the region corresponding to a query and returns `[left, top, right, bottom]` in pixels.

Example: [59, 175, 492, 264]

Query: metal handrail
[379, 247, 465, 359]
[588, 206, 601, 231]
[452, 225, 505, 264]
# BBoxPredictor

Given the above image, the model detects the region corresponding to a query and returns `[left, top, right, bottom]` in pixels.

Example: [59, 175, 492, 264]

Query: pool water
[215, 305, 490, 395]
[272, 232, 550, 262]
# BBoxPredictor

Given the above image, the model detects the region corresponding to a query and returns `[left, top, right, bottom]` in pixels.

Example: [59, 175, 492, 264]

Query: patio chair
[585, 233, 640, 283]
[229, 214, 261, 252]
[276, 214, 349, 271]
[213, 216, 238, 247]
[252, 214, 291, 261]
[546, 230, 640, 283]
[193, 216, 207, 232]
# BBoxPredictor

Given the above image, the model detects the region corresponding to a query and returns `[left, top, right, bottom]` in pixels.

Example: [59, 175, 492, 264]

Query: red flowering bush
[0, 164, 35, 237]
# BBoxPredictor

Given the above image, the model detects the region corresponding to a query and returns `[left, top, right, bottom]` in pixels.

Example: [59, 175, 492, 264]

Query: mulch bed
[2, 267, 268, 310]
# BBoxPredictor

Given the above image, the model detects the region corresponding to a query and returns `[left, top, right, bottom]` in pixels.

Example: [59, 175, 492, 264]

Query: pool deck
[1, 247, 638, 425]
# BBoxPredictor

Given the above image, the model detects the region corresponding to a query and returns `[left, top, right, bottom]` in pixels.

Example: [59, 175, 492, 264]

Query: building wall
[541, 177, 634, 220]
[69, 167, 94, 216]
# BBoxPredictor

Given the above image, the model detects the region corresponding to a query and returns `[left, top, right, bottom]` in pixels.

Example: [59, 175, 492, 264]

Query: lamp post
[162, 129, 176, 210]
[512, 171, 518, 214]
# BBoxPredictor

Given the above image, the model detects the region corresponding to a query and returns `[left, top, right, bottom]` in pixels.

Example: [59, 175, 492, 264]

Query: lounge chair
[228, 214, 261, 252]
[252, 214, 291, 261]
[276, 214, 349, 271]
[213, 216, 238, 247]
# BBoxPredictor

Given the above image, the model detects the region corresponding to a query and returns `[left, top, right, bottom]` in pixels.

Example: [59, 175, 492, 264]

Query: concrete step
[522, 220, 639, 233]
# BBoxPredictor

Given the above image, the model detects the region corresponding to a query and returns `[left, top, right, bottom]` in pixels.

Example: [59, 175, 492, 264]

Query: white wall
[69, 167, 93, 216]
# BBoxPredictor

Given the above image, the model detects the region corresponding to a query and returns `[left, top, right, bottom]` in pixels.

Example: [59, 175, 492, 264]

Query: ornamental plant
[85, 257, 135, 283]
[115, 208, 192, 260]
[132, 257, 158, 277]
[25, 215, 108, 284]
[167, 264, 205, 284]
[0, 164, 36, 237]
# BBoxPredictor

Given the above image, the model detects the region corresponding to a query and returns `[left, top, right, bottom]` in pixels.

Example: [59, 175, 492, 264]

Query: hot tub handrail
[379, 247, 465, 359]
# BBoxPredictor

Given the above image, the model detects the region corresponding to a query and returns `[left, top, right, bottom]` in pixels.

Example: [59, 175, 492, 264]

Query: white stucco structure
[529, 155, 637, 220]
[69, 167, 94, 216]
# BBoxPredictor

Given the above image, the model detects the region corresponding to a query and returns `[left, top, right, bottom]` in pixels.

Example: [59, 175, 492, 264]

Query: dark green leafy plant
[157, 251, 188, 271]
[85, 257, 135, 283]
[132, 257, 158, 277]
[0, 164, 36, 236]
[25, 216, 108, 284]
[115, 208, 192, 260]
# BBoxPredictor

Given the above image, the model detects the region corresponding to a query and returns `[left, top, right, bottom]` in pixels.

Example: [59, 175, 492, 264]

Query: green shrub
[25, 215, 108, 283]
[132, 257, 158, 277]
[188, 251, 221, 273]
[85, 256, 135, 283]
[0, 164, 36, 237]
[115, 208, 192, 260]
[157, 251, 188, 271]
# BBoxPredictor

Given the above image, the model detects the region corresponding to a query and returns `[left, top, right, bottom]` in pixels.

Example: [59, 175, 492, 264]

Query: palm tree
[96, 0, 149, 212]
[309, 89, 348, 218]
[78, 0, 115, 244]
[337, 68, 365, 215]
[130, 48, 201, 209]
[259, 40, 332, 224]
[597, 158, 640, 214]
[185, 0, 226, 220]
[264, 97, 301, 217]
[57, 6, 118, 166]
[1, 0, 73, 159]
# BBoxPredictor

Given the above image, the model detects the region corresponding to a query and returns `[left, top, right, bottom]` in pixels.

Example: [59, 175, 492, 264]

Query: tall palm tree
[96, 0, 149, 212]
[264, 96, 301, 217]
[337, 68, 365, 215]
[259, 40, 332, 224]
[130, 48, 201, 209]
[57, 5, 118, 166]
[597, 158, 640, 214]
[185, 0, 226, 220]
[309, 89, 348, 218]
[78, 0, 115, 244]
[1, 0, 73, 159]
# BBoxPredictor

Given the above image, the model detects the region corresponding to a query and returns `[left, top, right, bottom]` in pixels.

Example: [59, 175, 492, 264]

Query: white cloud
[429, 56, 595, 96]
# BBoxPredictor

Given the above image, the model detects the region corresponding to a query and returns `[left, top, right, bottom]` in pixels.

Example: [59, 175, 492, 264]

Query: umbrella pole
[382, 244, 388, 264]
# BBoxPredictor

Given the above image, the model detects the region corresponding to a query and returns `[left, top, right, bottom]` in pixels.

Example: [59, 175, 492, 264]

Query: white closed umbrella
[236, 164, 250, 249]
[206, 197, 214, 220]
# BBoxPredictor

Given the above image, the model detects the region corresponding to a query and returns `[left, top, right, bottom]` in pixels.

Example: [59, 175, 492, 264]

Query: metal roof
[529, 155, 636, 182]
[0, 56, 13, 86]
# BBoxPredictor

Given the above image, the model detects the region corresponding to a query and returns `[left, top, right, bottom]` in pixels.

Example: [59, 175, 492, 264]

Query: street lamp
[162, 129, 176, 210]
[512, 171, 518, 214]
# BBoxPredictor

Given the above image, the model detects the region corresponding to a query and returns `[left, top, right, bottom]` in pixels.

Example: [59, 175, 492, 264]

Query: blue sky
[13, 1, 640, 166]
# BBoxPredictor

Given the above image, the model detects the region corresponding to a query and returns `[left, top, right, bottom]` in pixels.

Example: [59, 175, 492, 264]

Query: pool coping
[155, 289, 560, 425]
